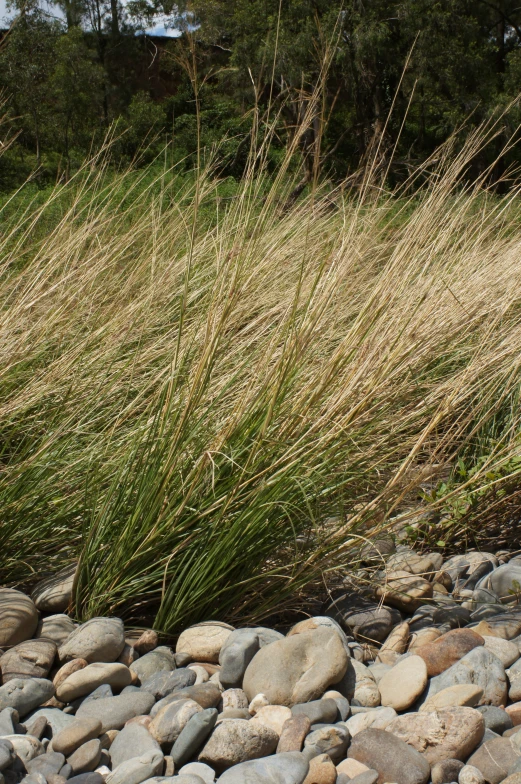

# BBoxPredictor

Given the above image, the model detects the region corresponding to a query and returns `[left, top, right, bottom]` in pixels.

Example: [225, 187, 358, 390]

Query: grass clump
[2, 114, 521, 633]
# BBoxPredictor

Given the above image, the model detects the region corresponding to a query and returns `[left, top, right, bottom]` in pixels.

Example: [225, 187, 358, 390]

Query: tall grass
[2, 114, 521, 633]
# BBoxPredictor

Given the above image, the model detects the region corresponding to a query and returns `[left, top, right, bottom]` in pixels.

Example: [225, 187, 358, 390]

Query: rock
[344, 707, 397, 737]
[130, 648, 177, 681]
[3, 734, 44, 763]
[219, 628, 284, 690]
[249, 694, 270, 714]
[151, 683, 221, 715]
[483, 635, 520, 667]
[288, 617, 350, 655]
[117, 644, 137, 667]
[58, 618, 125, 664]
[386, 551, 442, 577]
[76, 692, 155, 731]
[476, 705, 512, 733]
[324, 592, 400, 642]
[350, 772, 378, 784]
[277, 716, 310, 753]
[0, 639, 56, 682]
[348, 728, 430, 784]
[66, 775, 104, 784]
[440, 552, 498, 588]
[337, 758, 372, 777]
[31, 565, 76, 613]
[25, 750, 65, 778]
[291, 700, 337, 726]
[250, 705, 291, 736]
[302, 753, 337, 784]
[38, 614, 77, 648]
[53, 718, 103, 756]
[176, 623, 234, 664]
[67, 739, 102, 774]
[189, 665, 209, 684]
[503, 776, 521, 784]
[221, 689, 249, 712]
[0, 707, 17, 736]
[0, 678, 54, 717]
[420, 684, 484, 712]
[199, 718, 278, 771]
[430, 759, 465, 784]
[25, 715, 47, 739]
[105, 749, 163, 784]
[171, 708, 217, 766]
[303, 725, 349, 761]
[141, 669, 196, 700]
[467, 736, 521, 784]
[0, 739, 14, 770]
[178, 762, 216, 782]
[472, 614, 521, 640]
[376, 570, 433, 612]
[23, 707, 75, 735]
[109, 723, 161, 768]
[422, 646, 507, 707]
[149, 698, 202, 745]
[415, 628, 484, 677]
[378, 655, 427, 710]
[377, 623, 410, 663]
[0, 590, 39, 647]
[507, 703, 521, 726]
[476, 562, 521, 603]
[509, 658, 521, 701]
[432, 605, 471, 629]
[133, 631, 158, 656]
[243, 627, 348, 707]
[323, 690, 350, 721]
[56, 662, 132, 702]
[458, 765, 486, 784]
[216, 751, 309, 783]
[218, 708, 250, 720]
[53, 659, 89, 690]
[409, 627, 443, 650]
[386, 706, 484, 764]
[342, 660, 380, 708]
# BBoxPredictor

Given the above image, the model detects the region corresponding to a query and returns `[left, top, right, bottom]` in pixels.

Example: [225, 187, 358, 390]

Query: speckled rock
[58, 618, 125, 664]
[251, 705, 292, 736]
[430, 759, 465, 784]
[422, 646, 507, 707]
[199, 719, 278, 771]
[276, 715, 310, 753]
[0, 589, 39, 647]
[348, 728, 430, 784]
[216, 751, 309, 783]
[0, 639, 56, 681]
[177, 623, 234, 664]
[3, 734, 45, 763]
[302, 753, 337, 784]
[303, 724, 349, 761]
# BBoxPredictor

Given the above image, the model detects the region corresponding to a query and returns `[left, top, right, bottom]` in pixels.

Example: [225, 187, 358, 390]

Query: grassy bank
[1, 122, 521, 633]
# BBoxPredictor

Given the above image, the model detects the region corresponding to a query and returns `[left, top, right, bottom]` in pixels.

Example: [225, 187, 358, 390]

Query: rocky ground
[2, 546, 521, 784]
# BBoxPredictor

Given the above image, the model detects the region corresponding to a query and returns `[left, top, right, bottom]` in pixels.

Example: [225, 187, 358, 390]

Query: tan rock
[176, 622, 234, 664]
[337, 758, 372, 777]
[133, 630, 158, 656]
[67, 738, 102, 774]
[53, 659, 89, 690]
[198, 718, 278, 771]
[415, 628, 484, 677]
[221, 689, 249, 712]
[420, 684, 484, 712]
[53, 717, 102, 757]
[0, 639, 56, 681]
[124, 715, 152, 729]
[376, 570, 433, 612]
[303, 753, 337, 784]
[117, 644, 137, 667]
[386, 552, 442, 579]
[483, 636, 520, 667]
[0, 589, 39, 647]
[31, 564, 76, 613]
[506, 703, 521, 726]
[276, 715, 310, 752]
[250, 705, 292, 736]
[345, 707, 397, 737]
[378, 623, 410, 663]
[379, 655, 428, 711]
[99, 730, 119, 749]
[56, 662, 132, 702]
[387, 707, 485, 765]
[248, 693, 270, 714]
[149, 698, 202, 744]
[409, 627, 442, 651]
[189, 664, 210, 684]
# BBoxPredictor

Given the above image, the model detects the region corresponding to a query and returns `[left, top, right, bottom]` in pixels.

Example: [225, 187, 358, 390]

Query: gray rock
[69, 683, 113, 713]
[149, 698, 202, 745]
[67, 739, 102, 774]
[217, 751, 309, 783]
[67, 775, 104, 784]
[422, 646, 507, 706]
[20, 774, 46, 784]
[218, 631, 260, 689]
[58, 618, 125, 664]
[36, 614, 77, 646]
[23, 707, 75, 736]
[76, 692, 155, 731]
[350, 772, 379, 784]
[0, 640, 57, 682]
[476, 705, 513, 734]
[339, 659, 380, 707]
[151, 684, 221, 716]
[0, 679, 55, 718]
[431, 759, 465, 784]
[243, 627, 348, 707]
[323, 592, 400, 642]
[467, 736, 521, 783]
[105, 749, 164, 784]
[0, 590, 39, 648]
[509, 657, 521, 701]
[0, 740, 14, 771]
[441, 552, 498, 589]
[2, 734, 44, 763]
[0, 709, 16, 736]
[477, 562, 521, 603]
[199, 719, 278, 771]
[178, 762, 215, 782]
[433, 606, 471, 628]
[141, 668, 195, 699]
[171, 708, 217, 766]
[291, 699, 338, 725]
[109, 723, 161, 768]
[130, 648, 177, 682]
[26, 751, 65, 778]
[348, 727, 430, 784]
[52, 717, 103, 756]
[303, 725, 349, 761]
[31, 564, 77, 613]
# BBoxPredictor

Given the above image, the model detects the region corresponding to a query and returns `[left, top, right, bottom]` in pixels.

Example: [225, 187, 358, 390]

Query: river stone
[302, 752, 337, 784]
[0, 707, 17, 736]
[288, 617, 350, 655]
[378, 655, 427, 710]
[4, 734, 44, 763]
[177, 623, 234, 664]
[467, 736, 521, 783]
[67, 775, 104, 784]
[386, 551, 442, 577]
[345, 707, 396, 737]
[476, 705, 513, 733]
[171, 708, 217, 766]
[250, 705, 292, 736]
[409, 627, 443, 650]
[477, 562, 521, 603]
[26, 750, 66, 778]
[422, 646, 507, 706]
[53, 718, 102, 756]
[23, 707, 75, 735]
[141, 668, 196, 699]
[431, 759, 465, 784]
[219, 627, 283, 690]
[291, 700, 337, 726]
[415, 628, 484, 677]
[36, 614, 75, 648]
[376, 570, 433, 612]
[109, 723, 161, 768]
[337, 759, 372, 777]
[151, 683, 221, 716]
[472, 614, 521, 640]
[420, 684, 484, 712]
[386, 706, 484, 765]
[342, 659, 380, 707]
[0, 639, 56, 681]
[0, 678, 54, 717]
[67, 738, 102, 774]
[179, 762, 216, 782]
[199, 718, 278, 771]
[440, 552, 498, 587]
[484, 635, 520, 667]
[149, 698, 202, 745]
[76, 691, 155, 731]
[0, 739, 14, 770]
[323, 592, 400, 642]
[217, 751, 309, 783]
[348, 727, 430, 784]
[243, 627, 348, 707]
[53, 659, 89, 690]
[458, 765, 486, 784]
[57, 662, 132, 702]
[0, 590, 39, 647]
[31, 565, 77, 613]
[130, 648, 177, 681]
[303, 724, 349, 761]
[277, 716, 310, 752]
[105, 749, 164, 784]
[221, 689, 249, 712]
[58, 618, 125, 664]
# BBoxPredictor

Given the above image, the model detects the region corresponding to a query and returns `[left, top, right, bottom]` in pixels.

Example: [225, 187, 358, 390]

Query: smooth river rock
[348, 728, 430, 784]
[58, 618, 126, 664]
[217, 751, 309, 783]
[422, 646, 507, 706]
[31, 564, 77, 613]
[76, 692, 155, 731]
[415, 629, 485, 677]
[0, 639, 56, 681]
[0, 589, 39, 647]
[467, 736, 521, 784]
[0, 678, 54, 717]
[386, 707, 485, 764]
[177, 623, 235, 664]
[57, 662, 132, 702]
[378, 655, 427, 710]
[199, 718, 278, 771]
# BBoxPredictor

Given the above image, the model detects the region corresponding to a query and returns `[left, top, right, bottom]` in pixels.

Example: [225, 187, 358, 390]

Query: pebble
[58, 619, 126, 664]
[141, 668, 196, 700]
[53, 659, 89, 690]
[348, 727, 430, 784]
[0, 678, 55, 718]
[108, 722, 161, 767]
[176, 622, 234, 664]
[132, 630, 158, 656]
[24, 706, 75, 735]
[467, 736, 521, 783]
[0, 589, 39, 647]
[53, 718, 102, 756]
[0, 640, 56, 682]
[431, 759, 465, 784]
[171, 708, 218, 766]
[420, 684, 484, 711]
[129, 647, 177, 681]
[337, 758, 371, 777]
[476, 704, 513, 733]
[324, 592, 401, 642]
[459, 764, 486, 784]
[378, 654, 427, 710]
[216, 751, 309, 783]
[0, 740, 13, 771]
[243, 627, 348, 706]
[473, 614, 521, 640]
[302, 752, 337, 784]
[3, 734, 44, 763]
[422, 645, 508, 706]
[344, 660, 380, 708]
[199, 718, 278, 771]
[152, 683, 221, 714]
[67, 739, 102, 774]
[483, 635, 520, 666]
[277, 715, 310, 752]
[376, 570, 433, 612]
[36, 614, 77, 647]
[56, 662, 132, 702]
[506, 703, 521, 726]
[31, 565, 76, 613]
[387, 706, 485, 764]
[345, 707, 397, 736]
[189, 665, 210, 684]
[303, 725, 349, 761]
[291, 699, 338, 726]
[104, 749, 163, 784]
[149, 698, 202, 744]
[415, 628, 485, 676]
[76, 692, 155, 731]
[251, 705, 292, 735]
[178, 762, 216, 782]
[220, 689, 248, 712]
